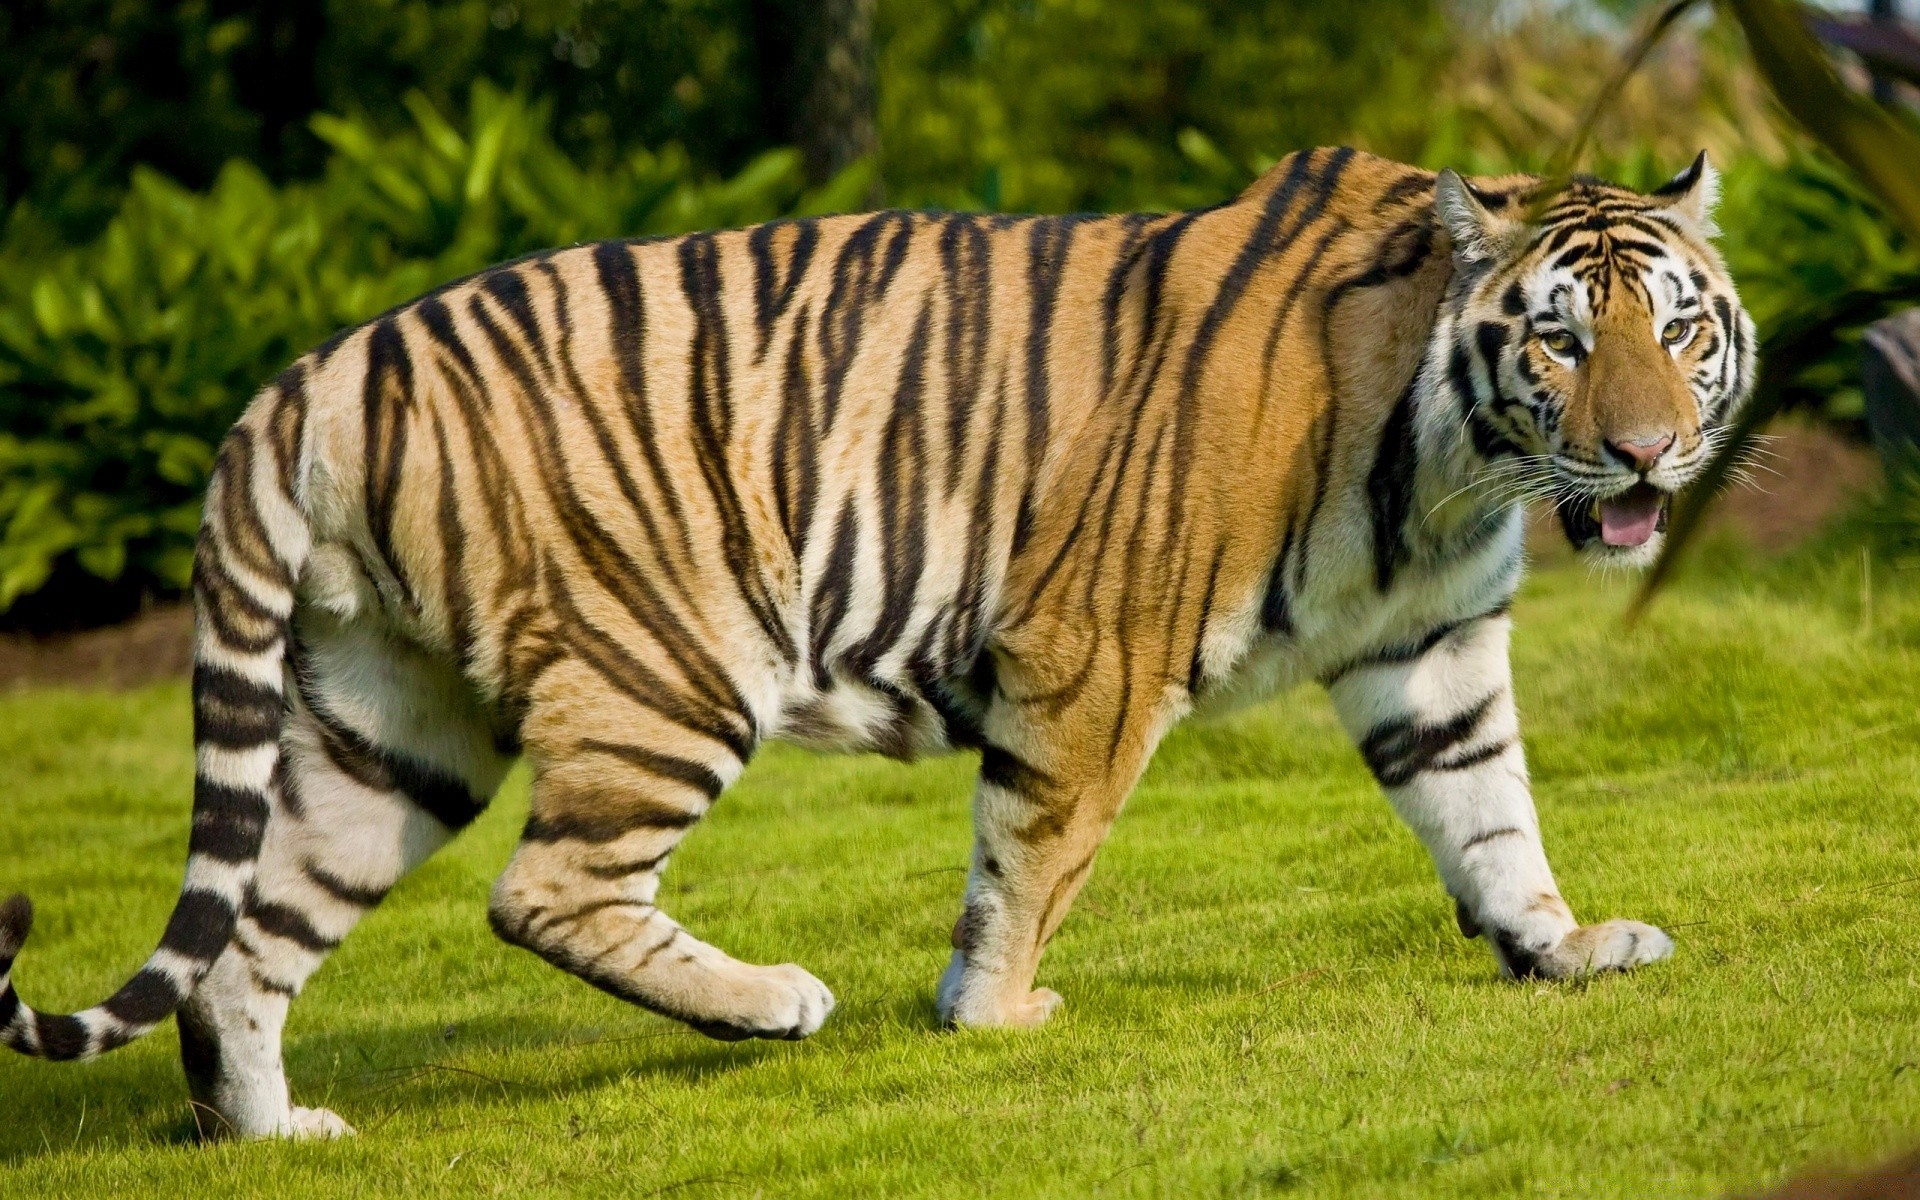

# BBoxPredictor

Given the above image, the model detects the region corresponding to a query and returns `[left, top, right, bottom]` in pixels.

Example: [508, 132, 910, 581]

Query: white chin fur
[1577, 531, 1663, 570]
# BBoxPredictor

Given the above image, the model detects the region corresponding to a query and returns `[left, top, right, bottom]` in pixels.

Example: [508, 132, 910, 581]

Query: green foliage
[1718, 150, 1920, 426]
[0, 0, 773, 244]
[0, 84, 865, 615]
[3, 0, 1461, 237]
[0, 0, 319, 245]
[876, 0, 1453, 212]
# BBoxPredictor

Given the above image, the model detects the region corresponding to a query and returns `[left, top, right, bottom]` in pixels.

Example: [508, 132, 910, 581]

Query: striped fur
[0, 147, 1751, 1138]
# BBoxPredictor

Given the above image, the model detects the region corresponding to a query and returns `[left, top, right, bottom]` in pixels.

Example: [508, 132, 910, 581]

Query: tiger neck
[1404, 305, 1525, 558]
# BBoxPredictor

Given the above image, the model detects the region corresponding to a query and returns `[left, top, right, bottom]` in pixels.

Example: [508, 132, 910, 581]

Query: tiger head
[1432, 154, 1757, 567]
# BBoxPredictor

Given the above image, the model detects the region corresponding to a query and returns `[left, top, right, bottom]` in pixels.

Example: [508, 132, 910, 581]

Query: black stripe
[159, 889, 238, 961]
[1, 893, 34, 961]
[102, 967, 184, 1026]
[191, 551, 284, 657]
[772, 305, 818, 557]
[191, 664, 284, 749]
[844, 300, 934, 677]
[545, 576, 755, 762]
[177, 1005, 221, 1094]
[360, 736, 483, 832]
[940, 215, 992, 494]
[211, 428, 291, 586]
[1186, 542, 1228, 694]
[807, 504, 861, 689]
[979, 745, 1053, 796]
[1181, 151, 1322, 401]
[360, 316, 418, 609]
[522, 802, 702, 843]
[1359, 695, 1496, 789]
[580, 739, 727, 799]
[1366, 377, 1419, 592]
[749, 218, 820, 358]
[1434, 738, 1514, 775]
[249, 969, 299, 997]
[1462, 825, 1522, 850]
[1022, 216, 1086, 505]
[481, 268, 547, 364]
[592, 241, 699, 555]
[1474, 321, 1514, 405]
[189, 779, 270, 864]
[546, 897, 657, 934]
[1261, 528, 1295, 635]
[429, 409, 478, 676]
[1322, 604, 1508, 686]
[35, 1012, 88, 1061]
[817, 212, 905, 427]
[244, 886, 338, 953]
[1494, 930, 1544, 979]
[293, 666, 490, 830]
[303, 859, 388, 909]
[582, 853, 670, 880]
[1376, 171, 1435, 208]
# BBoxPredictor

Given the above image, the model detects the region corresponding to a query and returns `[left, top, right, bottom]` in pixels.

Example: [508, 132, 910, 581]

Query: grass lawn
[2, 536, 1919, 1198]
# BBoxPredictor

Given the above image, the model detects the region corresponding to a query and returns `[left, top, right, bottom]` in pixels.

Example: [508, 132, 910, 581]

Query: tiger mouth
[1555, 482, 1671, 551]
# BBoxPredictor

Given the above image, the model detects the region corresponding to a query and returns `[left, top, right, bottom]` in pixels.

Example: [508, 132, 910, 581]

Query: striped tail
[1, 392, 312, 1061]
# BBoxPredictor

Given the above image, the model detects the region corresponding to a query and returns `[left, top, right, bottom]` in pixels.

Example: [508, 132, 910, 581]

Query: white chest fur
[1194, 504, 1526, 720]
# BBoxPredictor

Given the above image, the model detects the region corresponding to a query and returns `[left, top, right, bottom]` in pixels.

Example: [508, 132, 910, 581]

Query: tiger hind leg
[488, 663, 834, 1041]
[180, 609, 511, 1139]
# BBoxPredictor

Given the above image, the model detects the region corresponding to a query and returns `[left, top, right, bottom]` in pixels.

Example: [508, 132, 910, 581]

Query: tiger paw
[936, 952, 1063, 1028]
[1537, 919, 1674, 978]
[685, 962, 835, 1042]
[287, 1106, 356, 1140]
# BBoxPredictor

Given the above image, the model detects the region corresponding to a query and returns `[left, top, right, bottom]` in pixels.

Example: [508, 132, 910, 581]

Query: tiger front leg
[1325, 611, 1673, 978]
[936, 685, 1162, 1029]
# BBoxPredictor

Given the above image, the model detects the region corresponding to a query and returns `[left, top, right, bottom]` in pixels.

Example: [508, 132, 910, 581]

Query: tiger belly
[772, 672, 968, 759]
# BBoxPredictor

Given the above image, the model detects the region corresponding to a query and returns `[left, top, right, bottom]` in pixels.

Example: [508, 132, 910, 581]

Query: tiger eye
[1661, 317, 1691, 345]
[1540, 329, 1577, 355]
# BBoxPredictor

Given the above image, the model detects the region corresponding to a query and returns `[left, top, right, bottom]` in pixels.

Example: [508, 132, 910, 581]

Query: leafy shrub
[876, 0, 1452, 213]
[0, 83, 869, 616]
[1717, 150, 1920, 427]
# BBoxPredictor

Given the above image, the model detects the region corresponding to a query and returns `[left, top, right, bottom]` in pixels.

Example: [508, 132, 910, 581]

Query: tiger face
[1435, 154, 1757, 567]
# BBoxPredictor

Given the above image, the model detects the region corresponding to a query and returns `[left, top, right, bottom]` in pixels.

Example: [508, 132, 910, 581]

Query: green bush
[877, 0, 1452, 213]
[0, 83, 869, 615]
[1716, 150, 1920, 427]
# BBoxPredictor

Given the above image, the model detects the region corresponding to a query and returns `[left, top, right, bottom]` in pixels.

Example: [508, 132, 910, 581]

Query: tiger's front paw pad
[1548, 919, 1674, 977]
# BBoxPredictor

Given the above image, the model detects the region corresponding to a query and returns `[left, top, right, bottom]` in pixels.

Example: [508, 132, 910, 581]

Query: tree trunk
[752, 0, 883, 205]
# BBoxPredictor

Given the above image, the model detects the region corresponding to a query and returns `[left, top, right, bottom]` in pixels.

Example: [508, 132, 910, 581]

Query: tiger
[0, 146, 1753, 1139]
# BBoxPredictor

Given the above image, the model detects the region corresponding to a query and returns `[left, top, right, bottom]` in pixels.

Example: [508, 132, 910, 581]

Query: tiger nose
[1604, 433, 1674, 472]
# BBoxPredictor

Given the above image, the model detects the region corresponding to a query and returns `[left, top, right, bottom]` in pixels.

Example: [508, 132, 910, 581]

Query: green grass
[3, 541, 1920, 1198]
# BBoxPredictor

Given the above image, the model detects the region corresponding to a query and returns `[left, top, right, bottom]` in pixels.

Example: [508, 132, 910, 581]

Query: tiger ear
[1434, 169, 1521, 265]
[1651, 150, 1720, 237]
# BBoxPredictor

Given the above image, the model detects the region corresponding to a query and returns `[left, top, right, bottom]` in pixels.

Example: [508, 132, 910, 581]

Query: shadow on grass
[0, 990, 955, 1164]
[0, 1025, 780, 1164]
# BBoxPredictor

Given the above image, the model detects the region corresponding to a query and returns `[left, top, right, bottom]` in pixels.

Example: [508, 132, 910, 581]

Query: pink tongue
[1599, 489, 1663, 547]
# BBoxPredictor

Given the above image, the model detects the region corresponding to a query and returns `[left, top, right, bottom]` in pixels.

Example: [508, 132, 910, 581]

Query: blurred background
[0, 0, 1916, 640]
